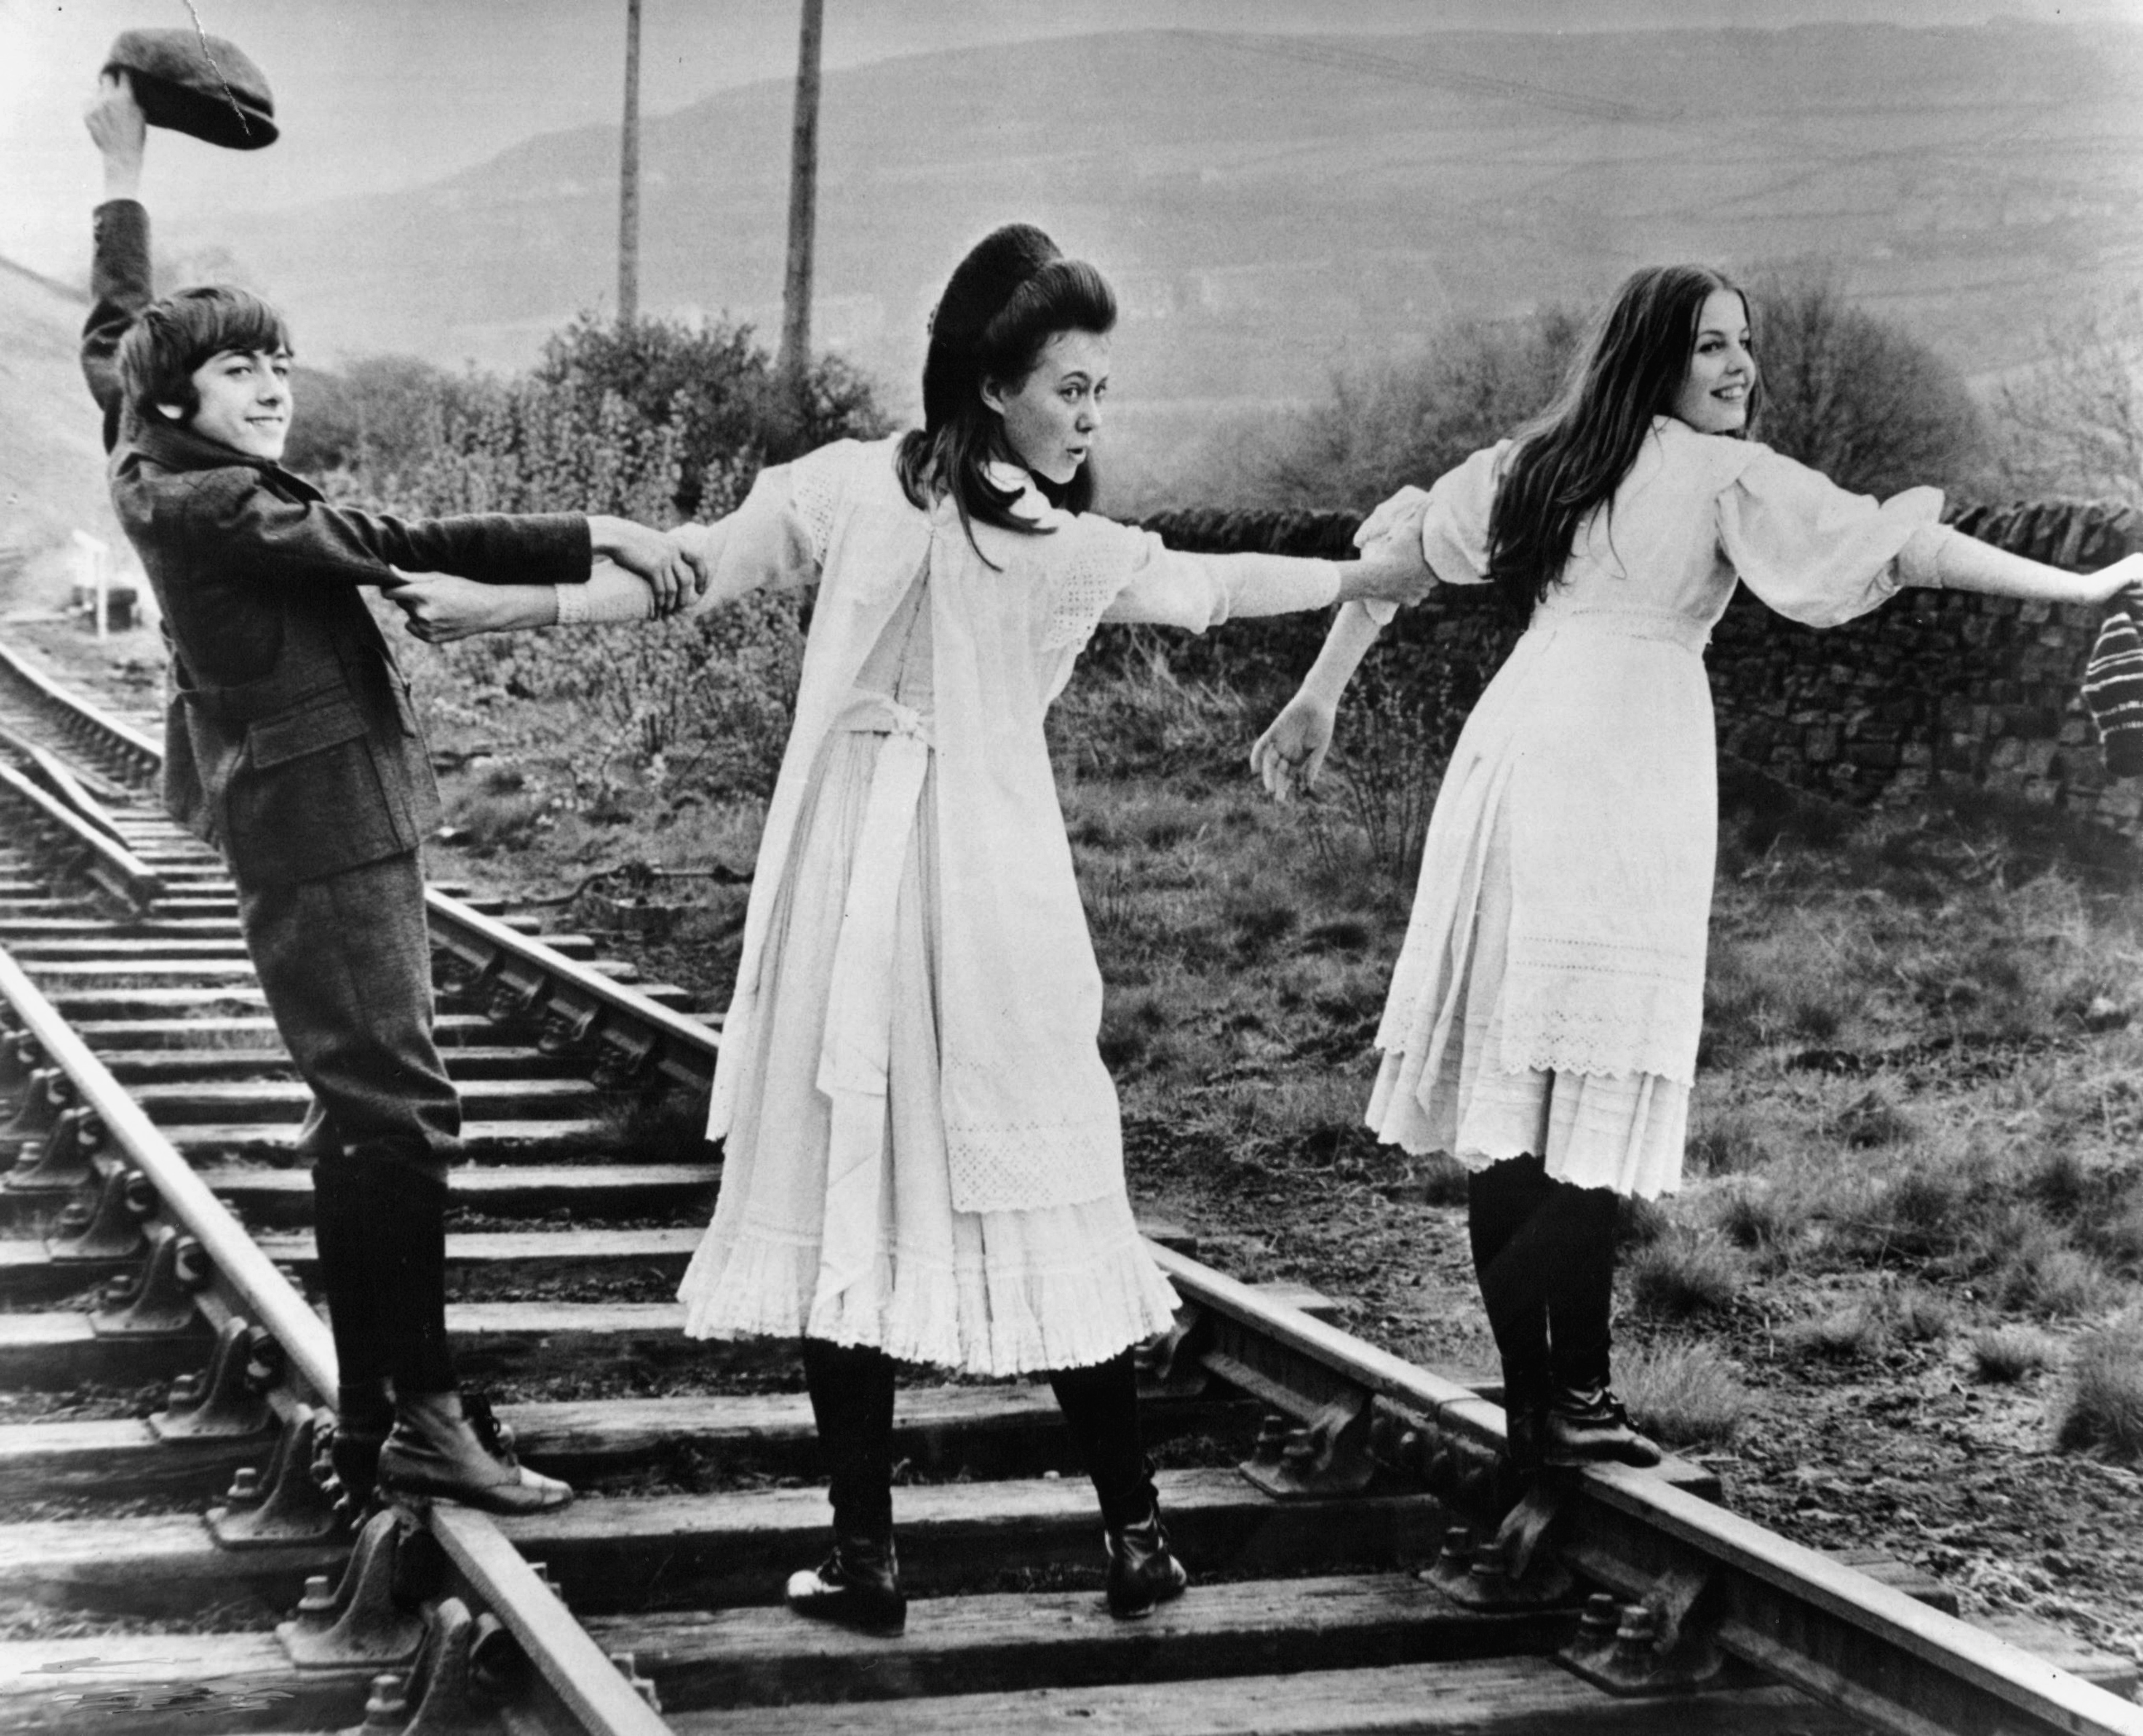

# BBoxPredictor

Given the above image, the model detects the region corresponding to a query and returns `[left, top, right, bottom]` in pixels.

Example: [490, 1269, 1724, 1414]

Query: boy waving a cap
[80, 69, 703, 1514]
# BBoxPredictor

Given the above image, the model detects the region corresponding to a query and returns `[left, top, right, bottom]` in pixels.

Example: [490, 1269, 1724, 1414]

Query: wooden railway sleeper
[211, 1404, 346, 1547]
[279, 1509, 428, 1670]
[149, 1313, 281, 1440]
[47, 1157, 155, 1261]
[10, 1101, 104, 1191]
[91, 1219, 209, 1335]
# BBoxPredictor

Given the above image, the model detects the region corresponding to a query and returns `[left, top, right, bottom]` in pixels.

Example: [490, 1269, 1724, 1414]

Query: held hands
[1333, 482, 1436, 609]
[1340, 529, 1435, 609]
[1249, 694, 1336, 804]
[86, 72, 147, 200]
[1354, 485, 1432, 554]
[589, 515, 708, 617]
[2082, 553, 2143, 607]
[381, 573, 523, 644]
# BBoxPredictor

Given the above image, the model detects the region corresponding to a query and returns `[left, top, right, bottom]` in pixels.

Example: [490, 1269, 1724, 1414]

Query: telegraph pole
[776, 0, 823, 413]
[618, 0, 642, 325]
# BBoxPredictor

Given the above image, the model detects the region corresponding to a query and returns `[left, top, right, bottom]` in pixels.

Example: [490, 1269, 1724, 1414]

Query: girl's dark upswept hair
[896, 223, 1117, 548]
[117, 285, 291, 424]
[1486, 264, 1759, 626]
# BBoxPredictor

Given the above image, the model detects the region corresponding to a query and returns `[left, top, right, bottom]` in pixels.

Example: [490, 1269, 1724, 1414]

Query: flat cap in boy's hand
[103, 28, 276, 150]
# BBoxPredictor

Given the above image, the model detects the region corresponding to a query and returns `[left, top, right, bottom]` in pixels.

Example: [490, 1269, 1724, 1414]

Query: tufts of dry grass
[1996, 1229, 2118, 1319]
[2055, 1312, 2143, 1459]
[1972, 1323, 2058, 1385]
[1618, 1340, 1747, 1449]
[1892, 1286, 1955, 1343]
[1628, 1231, 1747, 1322]
[1783, 1302, 1890, 1363]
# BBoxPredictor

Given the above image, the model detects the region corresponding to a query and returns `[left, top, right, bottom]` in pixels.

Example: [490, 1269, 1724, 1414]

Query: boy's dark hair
[117, 285, 291, 422]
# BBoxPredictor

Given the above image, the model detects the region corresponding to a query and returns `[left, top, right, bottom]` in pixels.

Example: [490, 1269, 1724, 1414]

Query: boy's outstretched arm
[82, 72, 150, 446]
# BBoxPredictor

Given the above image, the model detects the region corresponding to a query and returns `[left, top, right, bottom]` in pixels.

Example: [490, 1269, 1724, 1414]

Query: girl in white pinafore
[1253, 264, 2140, 1479]
[505, 224, 1430, 1630]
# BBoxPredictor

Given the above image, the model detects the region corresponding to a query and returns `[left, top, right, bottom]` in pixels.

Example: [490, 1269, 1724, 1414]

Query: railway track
[1, 626, 2139, 1736]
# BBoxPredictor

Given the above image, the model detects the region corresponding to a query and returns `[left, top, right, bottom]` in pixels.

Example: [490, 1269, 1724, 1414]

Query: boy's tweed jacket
[81, 198, 591, 885]
[2083, 587, 2143, 780]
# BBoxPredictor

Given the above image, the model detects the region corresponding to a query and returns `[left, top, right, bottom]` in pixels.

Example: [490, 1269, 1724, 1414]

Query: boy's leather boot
[325, 1377, 395, 1511]
[1104, 1497, 1188, 1619]
[1542, 1384, 1661, 1469]
[786, 1530, 907, 1635]
[376, 1391, 573, 1513]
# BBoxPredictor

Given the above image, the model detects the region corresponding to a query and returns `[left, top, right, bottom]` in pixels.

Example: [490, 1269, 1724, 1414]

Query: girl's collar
[981, 459, 1067, 527]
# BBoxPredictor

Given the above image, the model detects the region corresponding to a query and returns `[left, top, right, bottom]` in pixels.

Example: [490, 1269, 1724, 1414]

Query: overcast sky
[3, 0, 2138, 277]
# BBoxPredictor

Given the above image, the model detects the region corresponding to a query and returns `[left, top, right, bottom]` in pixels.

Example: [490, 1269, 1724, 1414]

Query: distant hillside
[187, 21, 2140, 410]
[0, 259, 122, 583]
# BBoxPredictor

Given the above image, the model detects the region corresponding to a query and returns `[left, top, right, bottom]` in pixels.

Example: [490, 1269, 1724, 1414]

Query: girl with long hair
[391, 223, 1431, 1628]
[1251, 264, 2141, 1478]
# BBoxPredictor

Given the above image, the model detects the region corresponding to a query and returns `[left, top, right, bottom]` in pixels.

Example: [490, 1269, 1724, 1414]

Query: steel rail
[428, 1504, 671, 1736]
[0, 636, 161, 781]
[0, 761, 166, 910]
[425, 889, 718, 1093]
[1148, 1242, 2143, 1736]
[0, 943, 335, 1401]
[0, 939, 679, 1736]
[8, 628, 2139, 1733]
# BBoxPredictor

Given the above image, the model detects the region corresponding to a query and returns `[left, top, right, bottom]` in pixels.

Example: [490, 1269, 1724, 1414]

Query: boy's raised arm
[81, 73, 151, 446]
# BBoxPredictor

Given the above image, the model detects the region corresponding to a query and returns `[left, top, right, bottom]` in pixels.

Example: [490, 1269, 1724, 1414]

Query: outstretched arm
[1900, 525, 2143, 607]
[387, 521, 732, 644]
[81, 73, 150, 443]
[1248, 601, 1387, 802]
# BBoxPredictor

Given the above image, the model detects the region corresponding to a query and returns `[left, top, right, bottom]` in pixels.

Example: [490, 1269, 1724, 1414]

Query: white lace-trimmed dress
[1367, 416, 1941, 1199]
[671, 438, 1342, 1375]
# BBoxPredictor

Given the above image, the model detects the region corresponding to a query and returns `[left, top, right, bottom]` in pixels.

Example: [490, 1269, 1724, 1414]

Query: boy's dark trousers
[241, 851, 463, 1404]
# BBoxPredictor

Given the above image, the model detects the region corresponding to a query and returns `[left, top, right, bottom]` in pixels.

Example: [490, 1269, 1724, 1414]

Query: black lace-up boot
[786, 1530, 907, 1635]
[1104, 1497, 1189, 1619]
[1542, 1383, 1662, 1468]
[791, 1340, 906, 1633]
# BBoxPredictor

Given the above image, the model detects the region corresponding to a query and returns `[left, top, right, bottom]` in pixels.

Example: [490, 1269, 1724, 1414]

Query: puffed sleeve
[1357, 440, 1510, 628]
[1416, 440, 1512, 589]
[1717, 446, 1943, 629]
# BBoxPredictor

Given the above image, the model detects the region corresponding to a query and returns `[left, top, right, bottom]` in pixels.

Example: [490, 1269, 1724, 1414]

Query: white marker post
[72, 529, 112, 640]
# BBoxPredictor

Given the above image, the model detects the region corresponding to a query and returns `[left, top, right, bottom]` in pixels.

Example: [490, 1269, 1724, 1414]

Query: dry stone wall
[1137, 498, 2143, 839]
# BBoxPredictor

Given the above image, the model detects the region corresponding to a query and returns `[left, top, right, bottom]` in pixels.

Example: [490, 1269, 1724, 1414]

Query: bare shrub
[1972, 1324, 2057, 1385]
[1619, 1341, 1746, 1449]
[1990, 288, 2143, 510]
[1749, 267, 1988, 498]
[2055, 1312, 2143, 1459]
[1784, 1302, 1890, 1363]
[1628, 1232, 1746, 1321]
[1245, 310, 1580, 513]
[1300, 658, 1445, 887]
